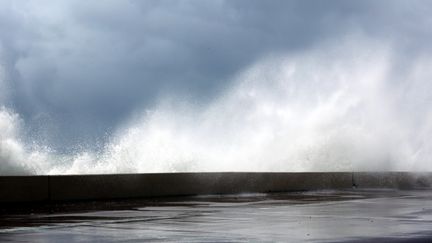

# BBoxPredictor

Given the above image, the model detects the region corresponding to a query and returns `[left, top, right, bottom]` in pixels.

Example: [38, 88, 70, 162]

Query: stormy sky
[0, 0, 431, 152]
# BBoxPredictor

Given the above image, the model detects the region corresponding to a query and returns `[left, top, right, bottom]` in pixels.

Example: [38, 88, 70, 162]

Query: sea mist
[1, 38, 432, 175]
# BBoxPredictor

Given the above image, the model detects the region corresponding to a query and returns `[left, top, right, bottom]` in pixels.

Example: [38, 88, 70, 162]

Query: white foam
[1, 37, 432, 174]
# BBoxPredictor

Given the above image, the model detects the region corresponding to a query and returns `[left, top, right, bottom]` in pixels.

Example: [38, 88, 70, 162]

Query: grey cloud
[0, 0, 431, 151]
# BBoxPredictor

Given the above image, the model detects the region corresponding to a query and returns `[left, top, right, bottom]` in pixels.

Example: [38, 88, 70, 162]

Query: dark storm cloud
[0, 0, 431, 150]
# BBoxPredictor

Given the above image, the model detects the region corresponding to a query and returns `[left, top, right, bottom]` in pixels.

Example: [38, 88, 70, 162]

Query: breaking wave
[1, 38, 432, 174]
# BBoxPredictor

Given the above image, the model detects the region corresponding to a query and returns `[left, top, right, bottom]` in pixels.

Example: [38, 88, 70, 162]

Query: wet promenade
[1, 190, 432, 242]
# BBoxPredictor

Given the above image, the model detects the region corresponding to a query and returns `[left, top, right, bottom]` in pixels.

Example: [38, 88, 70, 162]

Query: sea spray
[1, 38, 432, 174]
[0, 107, 47, 174]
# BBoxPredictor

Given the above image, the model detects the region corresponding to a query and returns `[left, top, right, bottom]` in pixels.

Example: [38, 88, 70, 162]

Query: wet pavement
[1, 190, 432, 242]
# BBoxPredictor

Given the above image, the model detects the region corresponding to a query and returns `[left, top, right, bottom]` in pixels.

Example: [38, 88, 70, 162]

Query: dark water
[1, 190, 432, 242]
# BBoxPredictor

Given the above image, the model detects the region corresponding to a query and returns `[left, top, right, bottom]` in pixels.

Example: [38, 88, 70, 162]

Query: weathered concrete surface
[0, 176, 49, 203]
[1, 172, 431, 203]
[353, 172, 432, 189]
[48, 172, 352, 201]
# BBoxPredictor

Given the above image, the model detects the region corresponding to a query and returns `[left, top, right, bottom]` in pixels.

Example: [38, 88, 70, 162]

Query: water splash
[1, 38, 432, 174]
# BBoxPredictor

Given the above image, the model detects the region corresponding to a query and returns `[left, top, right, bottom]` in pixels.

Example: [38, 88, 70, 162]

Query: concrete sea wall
[0, 172, 431, 203]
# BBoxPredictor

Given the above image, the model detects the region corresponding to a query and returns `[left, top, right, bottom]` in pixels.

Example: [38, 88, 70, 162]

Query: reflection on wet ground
[1, 190, 432, 242]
